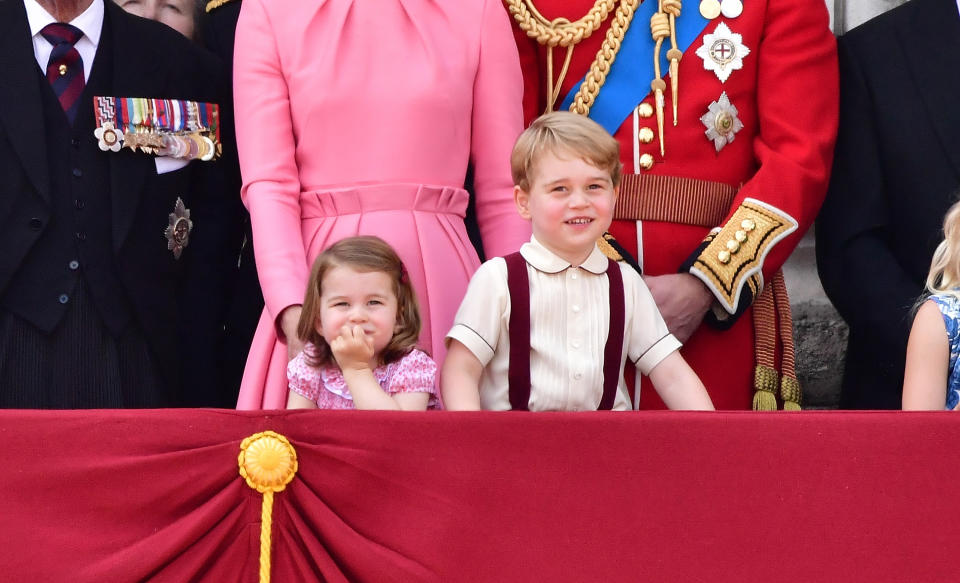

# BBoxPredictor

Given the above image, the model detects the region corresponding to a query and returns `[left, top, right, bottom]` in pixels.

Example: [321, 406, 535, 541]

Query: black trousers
[0, 283, 166, 409]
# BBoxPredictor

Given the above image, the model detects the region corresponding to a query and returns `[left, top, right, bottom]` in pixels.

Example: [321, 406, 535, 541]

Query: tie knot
[40, 22, 84, 47]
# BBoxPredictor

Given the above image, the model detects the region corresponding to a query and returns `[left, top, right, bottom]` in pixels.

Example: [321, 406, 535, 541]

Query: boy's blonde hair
[511, 111, 622, 192]
[298, 236, 422, 368]
[925, 195, 960, 302]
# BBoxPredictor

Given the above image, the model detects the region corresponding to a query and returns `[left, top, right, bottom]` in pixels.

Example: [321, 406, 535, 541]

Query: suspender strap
[505, 253, 626, 411]
[599, 258, 625, 410]
[505, 253, 531, 411]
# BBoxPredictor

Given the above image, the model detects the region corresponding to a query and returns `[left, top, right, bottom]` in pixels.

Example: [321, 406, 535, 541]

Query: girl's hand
[330, 325, 375, 372]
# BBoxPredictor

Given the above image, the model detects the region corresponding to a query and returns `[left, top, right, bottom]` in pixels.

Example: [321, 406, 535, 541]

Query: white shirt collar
[520, 236, 611, 275]
[24, 0, 103, 45]
[24, 0, 103, 83]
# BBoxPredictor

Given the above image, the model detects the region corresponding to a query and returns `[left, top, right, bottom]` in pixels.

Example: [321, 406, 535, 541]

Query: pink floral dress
[288, 344, 440, 410]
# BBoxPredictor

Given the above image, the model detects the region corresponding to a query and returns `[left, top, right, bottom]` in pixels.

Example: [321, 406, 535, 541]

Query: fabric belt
[614, 174, 739, 227]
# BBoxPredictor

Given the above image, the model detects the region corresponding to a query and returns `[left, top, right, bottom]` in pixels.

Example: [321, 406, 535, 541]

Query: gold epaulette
[205, 0, 238, 13]
[688, 198, 797, 315]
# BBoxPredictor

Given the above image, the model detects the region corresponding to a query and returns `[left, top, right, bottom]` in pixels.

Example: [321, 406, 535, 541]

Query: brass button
[718, 250, 731, 264]
[637, 103, 654, 118]
[638, 153, 655, 170]
[726, 239, 740, 253]
[58, 64, 67, 76]
[734, 230, 747, 243]
[638, 127, 654, 144]
[741, 219, 756, 232]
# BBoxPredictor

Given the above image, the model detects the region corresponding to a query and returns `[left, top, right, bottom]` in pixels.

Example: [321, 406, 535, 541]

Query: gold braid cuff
[239, 431, 299, 583]
[689, 198, 797, 315]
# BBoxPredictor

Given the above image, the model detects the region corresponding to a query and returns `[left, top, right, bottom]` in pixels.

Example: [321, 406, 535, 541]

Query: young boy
[442, 112, 712, 411]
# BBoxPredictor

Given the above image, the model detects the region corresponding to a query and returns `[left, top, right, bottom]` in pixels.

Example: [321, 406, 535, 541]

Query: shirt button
[75, 232, 86, 241]
[573, 372, 583, 380]
[75, 199, 85, 209]
[58, 294, 69, 304]
[72, 168, 82, 178]
[571, 340, 581, 349]
[571, 272, 578, 280]
[572, 305, 581, 313]
[28, 217, 43, 230]
[68, 260, 79, 270]
[70, 138, 80, 148]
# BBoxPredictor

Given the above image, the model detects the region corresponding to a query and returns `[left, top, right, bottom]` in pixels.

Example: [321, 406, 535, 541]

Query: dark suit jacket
[816, 0, 960, 409]
[0, 0, 224, 403]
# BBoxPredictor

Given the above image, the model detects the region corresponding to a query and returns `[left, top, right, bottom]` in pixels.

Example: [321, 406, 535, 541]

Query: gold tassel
[753, 364, 778, 411]
[239, 431, 299, 583]
[780, 375, 802, 411]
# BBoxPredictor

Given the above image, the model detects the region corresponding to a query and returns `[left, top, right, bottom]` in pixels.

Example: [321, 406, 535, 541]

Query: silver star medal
[695, 21, 750, 83]
[701, 92, 743, 153]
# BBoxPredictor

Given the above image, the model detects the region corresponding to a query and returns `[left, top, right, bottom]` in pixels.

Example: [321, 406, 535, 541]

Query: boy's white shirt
[447, 236, 680, 411]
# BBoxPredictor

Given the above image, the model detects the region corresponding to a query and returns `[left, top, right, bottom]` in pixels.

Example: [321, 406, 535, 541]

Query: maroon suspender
[599, 259, 625, 410]
[505, 253, 532, 411]
[504, 253, 625, 411]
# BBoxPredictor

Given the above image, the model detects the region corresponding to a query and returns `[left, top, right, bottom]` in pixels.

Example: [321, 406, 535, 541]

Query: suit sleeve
[683, 0, 839, 326]
[470, 0, 531, 259]
[815, 33, 919, 349]
[234, 0, 307, 329]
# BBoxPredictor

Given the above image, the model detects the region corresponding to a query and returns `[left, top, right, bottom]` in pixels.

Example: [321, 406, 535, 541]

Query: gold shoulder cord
[507, 0, 623, 114]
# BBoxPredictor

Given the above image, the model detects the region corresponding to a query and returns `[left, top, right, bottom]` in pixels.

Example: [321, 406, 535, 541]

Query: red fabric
[0, 409, 955, 581]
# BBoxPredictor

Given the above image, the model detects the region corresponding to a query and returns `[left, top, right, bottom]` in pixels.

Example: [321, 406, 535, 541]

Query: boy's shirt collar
[520, 236, 610, 275]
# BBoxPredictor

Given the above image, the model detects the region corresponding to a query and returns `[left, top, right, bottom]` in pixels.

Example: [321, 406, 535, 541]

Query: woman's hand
[279, 305, 304, 361]
[330, 325, 375, 372]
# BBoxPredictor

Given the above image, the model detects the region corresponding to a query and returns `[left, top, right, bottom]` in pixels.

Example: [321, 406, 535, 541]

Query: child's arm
[441, 340, 484, 410]
[903, 300, 949, 410]
[332, 325, 429, 411]
[287, 390, 318, 409]
[648, 351, 714, 410]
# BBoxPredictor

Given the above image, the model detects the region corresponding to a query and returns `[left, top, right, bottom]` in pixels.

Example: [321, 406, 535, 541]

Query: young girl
[287, 237, 440, 411]
[903, 199, 960, 410]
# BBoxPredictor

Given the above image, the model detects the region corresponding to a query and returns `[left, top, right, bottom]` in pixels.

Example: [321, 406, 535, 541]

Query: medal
[695, 21, 751, 83]
[700, 91, 743, 153]
[93, 121, 123, 152]
[699, 0, 721, 19]
[720, 0, 743, 18]
[164, 197, 193, 260]
[92, 96, 221, 161]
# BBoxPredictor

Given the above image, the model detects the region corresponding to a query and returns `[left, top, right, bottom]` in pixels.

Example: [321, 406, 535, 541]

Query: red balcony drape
[0, 410, 954, 581]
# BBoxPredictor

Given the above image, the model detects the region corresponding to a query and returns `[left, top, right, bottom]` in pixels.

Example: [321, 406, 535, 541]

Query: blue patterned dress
[929, 293, 960, 409]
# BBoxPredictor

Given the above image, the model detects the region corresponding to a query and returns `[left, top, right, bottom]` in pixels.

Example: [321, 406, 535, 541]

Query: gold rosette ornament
[238, 431, 298, 583]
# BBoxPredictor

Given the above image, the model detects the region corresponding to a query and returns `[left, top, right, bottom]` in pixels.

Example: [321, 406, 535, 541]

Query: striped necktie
[40, 23, 85, 124]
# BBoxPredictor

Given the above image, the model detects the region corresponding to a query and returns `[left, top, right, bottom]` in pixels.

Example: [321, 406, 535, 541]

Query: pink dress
[234, 0, 529, 409]
[288, 346, 441, 410]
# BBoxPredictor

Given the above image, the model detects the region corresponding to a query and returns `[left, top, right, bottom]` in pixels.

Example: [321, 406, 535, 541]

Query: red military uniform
[508, 0, 838, 409]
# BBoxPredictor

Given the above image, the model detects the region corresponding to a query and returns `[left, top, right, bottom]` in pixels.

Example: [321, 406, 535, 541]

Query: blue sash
[559, 2, 710, 134]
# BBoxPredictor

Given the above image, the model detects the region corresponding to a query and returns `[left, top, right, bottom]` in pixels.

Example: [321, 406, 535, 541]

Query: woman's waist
[299, 182, 470, 218]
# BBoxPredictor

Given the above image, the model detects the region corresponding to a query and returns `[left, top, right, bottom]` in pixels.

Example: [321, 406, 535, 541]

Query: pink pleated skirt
[237, 183, 481, 410]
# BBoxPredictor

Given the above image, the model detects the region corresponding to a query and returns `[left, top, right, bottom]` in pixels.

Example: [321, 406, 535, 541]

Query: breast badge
[164, 197, 193, 259]
[701, 91, 743, 152]
[696, 21, 750, 83]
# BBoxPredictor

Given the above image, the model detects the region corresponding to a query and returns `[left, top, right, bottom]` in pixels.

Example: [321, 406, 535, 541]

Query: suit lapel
[105, 2, 167, 251]
[0, 0, 51, 204]
[899, 0, 960, 180]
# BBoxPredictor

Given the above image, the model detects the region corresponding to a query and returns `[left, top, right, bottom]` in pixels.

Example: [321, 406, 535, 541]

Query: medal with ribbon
[93, 96, 221, 161]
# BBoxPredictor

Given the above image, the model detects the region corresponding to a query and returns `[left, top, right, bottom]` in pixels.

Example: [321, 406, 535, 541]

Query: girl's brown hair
[297, 236, 421, 368]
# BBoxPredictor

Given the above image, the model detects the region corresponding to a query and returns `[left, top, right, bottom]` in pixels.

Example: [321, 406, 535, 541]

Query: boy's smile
[515, 149, 617, 266]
